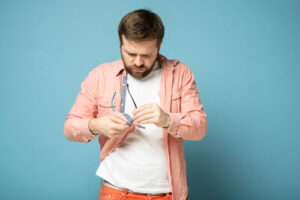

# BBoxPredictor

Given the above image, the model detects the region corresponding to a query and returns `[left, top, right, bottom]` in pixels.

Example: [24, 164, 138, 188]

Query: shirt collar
[112, 60, 125, 76]
[158, 54, 179, 71]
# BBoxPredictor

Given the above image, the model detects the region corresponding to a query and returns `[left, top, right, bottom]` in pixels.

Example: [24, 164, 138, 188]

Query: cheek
[123, 55, 133, 65]
[121, 51, 133, 64]
[145, 58, 156, 67]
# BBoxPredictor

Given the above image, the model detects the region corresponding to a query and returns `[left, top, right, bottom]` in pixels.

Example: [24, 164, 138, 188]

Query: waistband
[102, 181, 172, 197]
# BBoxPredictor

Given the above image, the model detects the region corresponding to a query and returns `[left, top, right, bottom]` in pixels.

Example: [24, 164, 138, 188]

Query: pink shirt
[64, 55, 207, 200]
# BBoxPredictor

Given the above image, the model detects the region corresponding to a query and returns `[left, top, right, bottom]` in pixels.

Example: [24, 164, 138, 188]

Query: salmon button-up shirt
[64, 55, 207, 200]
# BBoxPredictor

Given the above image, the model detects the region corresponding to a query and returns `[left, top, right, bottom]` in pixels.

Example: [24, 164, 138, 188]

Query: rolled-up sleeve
[64, 68, 99, 142]
[166, 66, 207, 141]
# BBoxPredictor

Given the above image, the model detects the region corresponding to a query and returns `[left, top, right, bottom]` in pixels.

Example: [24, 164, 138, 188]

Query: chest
[96, 69, 182, 118]
[125, 71, 161, 112]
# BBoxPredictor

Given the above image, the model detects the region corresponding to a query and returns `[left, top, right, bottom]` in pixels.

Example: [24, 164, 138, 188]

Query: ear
[158, 41, 163, 51]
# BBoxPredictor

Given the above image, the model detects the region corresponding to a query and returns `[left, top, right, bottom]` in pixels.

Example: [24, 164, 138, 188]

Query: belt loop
[166, 193, 172, 200]
[122, 189, 128, 200]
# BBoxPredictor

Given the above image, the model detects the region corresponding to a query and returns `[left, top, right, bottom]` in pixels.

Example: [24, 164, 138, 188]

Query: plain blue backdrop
[0, 0, 299, 199]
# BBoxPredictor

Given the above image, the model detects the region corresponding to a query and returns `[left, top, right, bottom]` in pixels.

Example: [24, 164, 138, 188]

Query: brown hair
[118, 9, 164, 47]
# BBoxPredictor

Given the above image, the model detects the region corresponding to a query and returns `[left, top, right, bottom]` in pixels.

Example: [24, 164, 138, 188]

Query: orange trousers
[99, 185, 172, 200]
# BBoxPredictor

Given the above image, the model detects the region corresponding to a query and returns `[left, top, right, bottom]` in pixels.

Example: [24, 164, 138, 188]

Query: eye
[142, 55, 151, 58]
[128, 53, 136, 57]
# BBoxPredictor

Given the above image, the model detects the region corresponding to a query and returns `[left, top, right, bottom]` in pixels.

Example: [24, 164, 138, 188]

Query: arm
[132, 66, 207, 141]
[64, 68, 134, 142]
[166, 66, 207, 141]
[64, 69, 99, 143]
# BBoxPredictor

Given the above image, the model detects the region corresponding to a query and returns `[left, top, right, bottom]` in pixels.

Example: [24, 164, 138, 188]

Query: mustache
[133, 65, 145, 68]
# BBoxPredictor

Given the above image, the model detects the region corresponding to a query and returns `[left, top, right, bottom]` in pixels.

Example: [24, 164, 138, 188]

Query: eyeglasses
[126, 83, 137, 109]
[111, 84, 145, 129]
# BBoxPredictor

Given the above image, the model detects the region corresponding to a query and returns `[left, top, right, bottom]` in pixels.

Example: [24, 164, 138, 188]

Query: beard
[122, 54, 158, 80]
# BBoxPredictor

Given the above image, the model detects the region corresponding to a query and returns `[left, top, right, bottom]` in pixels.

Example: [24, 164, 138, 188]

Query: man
[64, 9, 207, 200]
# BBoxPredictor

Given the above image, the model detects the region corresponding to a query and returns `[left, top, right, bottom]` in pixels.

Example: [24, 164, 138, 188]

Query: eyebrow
[123, 48, 153, 56]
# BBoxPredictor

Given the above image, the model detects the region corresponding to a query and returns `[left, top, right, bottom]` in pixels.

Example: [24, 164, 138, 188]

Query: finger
[136, 119, 156, 125]
[135, 113, 156, 124]
[133, 104, 158, 118]
[133, 103, 156, 115]
[107, 125, 130, 138]
[112, 112, 128, 121]
[110, 116, 127, 125]
[111, 123, 129, 131]
[133, 108, 154, 121]
[128, 125, 136, 133]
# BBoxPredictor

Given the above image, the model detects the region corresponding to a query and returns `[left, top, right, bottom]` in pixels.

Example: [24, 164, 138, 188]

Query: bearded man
[64, 9, 207, 200]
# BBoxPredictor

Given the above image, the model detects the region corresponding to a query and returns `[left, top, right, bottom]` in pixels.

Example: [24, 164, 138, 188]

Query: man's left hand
[132, 103, 171, 128]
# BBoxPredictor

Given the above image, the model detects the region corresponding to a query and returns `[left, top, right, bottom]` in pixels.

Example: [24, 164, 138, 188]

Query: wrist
[88, 118, 100, 136]
[163, 113, 171, 128]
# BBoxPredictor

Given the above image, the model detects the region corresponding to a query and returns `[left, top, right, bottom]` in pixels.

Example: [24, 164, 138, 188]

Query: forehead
[121, 35, 158, 54]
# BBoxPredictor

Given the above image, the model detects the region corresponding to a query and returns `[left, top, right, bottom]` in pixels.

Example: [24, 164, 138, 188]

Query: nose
[133, 56, 144, 67]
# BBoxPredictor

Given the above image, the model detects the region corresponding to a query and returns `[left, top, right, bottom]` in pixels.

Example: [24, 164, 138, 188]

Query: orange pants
[99, 185, 172, 200]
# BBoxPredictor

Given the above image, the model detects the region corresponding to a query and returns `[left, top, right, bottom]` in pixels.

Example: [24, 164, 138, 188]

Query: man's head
[118, 9, 165, 79]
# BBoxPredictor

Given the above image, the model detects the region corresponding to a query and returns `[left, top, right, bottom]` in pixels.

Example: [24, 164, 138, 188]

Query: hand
[132, 103, 171, 128]
[89, 112, 134, 138]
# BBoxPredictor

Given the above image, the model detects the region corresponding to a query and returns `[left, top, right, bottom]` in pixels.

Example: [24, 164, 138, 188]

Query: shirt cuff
[83, 118, 98, 141]
[165, 113, 182, 139]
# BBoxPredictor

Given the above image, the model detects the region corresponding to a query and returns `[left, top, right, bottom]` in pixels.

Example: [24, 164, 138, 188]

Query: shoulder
[88, 59, 123, 76]
[160, 55, 193, 74]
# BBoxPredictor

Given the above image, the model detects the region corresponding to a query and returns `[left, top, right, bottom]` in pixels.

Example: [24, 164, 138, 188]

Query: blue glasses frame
[111, 88, 145, 129]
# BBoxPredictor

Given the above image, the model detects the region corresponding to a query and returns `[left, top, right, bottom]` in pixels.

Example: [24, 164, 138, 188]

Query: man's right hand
[88, 113, 134, 138]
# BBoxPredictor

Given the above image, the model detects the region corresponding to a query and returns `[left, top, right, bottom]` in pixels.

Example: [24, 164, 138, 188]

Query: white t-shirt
[96, 62, 171, 194]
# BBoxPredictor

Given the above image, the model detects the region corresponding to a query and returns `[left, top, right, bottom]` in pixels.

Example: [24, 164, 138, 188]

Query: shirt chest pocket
[170, 89, 182, 112]
[97, 96, 119, 117]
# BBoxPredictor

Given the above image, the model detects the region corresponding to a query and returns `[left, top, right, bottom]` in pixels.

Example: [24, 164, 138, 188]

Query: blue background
[0, 0, 299, 199]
